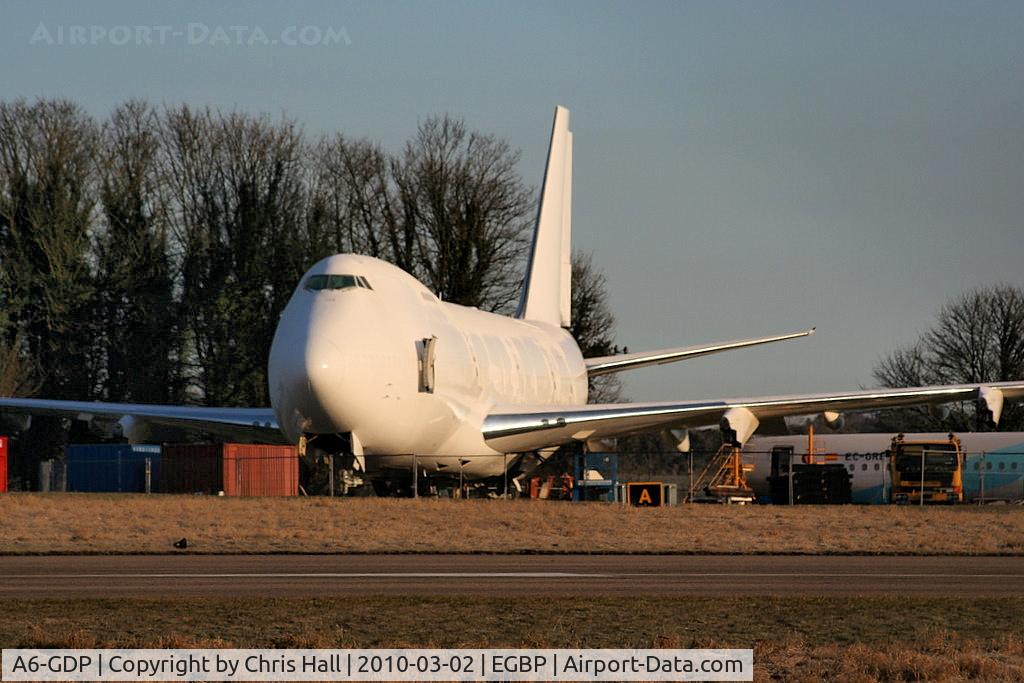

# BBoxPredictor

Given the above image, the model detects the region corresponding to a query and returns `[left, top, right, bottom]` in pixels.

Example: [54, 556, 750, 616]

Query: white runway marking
[3, 572, 1024, 579]
[1, 572, 607, 579]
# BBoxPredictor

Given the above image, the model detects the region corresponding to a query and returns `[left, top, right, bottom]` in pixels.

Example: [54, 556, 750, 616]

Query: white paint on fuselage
[268, 255, 587, 476]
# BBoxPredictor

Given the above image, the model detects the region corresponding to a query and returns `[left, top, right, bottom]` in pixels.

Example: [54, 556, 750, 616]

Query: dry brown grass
[3, 596, 1024, 681]
[754, 637, 1024, 682]
[2, 493, 1024, 554]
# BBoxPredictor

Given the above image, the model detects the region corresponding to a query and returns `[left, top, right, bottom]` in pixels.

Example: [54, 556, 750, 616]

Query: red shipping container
[223, 444, 298, 497]
[0, 436, 7, 493]
[159, 443, 298, 496]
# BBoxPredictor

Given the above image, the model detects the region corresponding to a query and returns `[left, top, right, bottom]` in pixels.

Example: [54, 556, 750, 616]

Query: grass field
[2, 493, 1024, 555]
[2, 596, 1023, 682]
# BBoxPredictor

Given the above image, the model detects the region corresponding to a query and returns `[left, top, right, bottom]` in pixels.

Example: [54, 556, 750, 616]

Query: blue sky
[2, 0, 1023, 401]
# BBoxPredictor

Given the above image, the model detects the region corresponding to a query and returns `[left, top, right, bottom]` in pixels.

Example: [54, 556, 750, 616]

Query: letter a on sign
[628, 482, 662, 506]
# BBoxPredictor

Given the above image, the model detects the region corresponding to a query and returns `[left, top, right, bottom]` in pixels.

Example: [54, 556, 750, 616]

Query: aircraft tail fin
[517, 106, 572, 327]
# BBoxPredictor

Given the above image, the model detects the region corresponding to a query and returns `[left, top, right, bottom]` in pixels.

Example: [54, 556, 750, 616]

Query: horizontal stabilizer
[585, 328, 815, 377]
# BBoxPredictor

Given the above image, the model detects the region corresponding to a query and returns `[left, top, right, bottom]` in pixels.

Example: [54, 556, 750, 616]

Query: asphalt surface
[2, 554, 1024, 598]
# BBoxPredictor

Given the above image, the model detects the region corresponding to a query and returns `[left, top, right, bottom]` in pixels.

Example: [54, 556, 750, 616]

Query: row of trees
[0, 98, 622, 437]
[6, 97, 1018, 465]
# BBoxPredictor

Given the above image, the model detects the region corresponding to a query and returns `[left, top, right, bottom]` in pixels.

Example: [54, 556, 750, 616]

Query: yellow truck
[889, 433, 964, 504]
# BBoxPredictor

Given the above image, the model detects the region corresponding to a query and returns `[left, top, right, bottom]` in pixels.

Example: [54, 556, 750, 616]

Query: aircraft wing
[482, 381, 1024, 453]
[584, 328, 815, 376]
[0, 397, 284, 444]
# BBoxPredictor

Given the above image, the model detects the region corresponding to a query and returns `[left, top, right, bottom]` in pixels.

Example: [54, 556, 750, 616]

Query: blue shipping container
[66, 444, 161, 493]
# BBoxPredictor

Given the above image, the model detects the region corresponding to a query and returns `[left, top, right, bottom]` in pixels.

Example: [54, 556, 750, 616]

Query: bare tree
[0, 98, 99, 400]
[569, 252, 622, 403]
[0, 333, 40, 397]
[94, 100, 180, 403]
[873, 285, 1024, 430]
[393, 114, 532, 312]
[307, 134, 407, 265]
[160, 106, 308, 405]
[0, 99, 99, 477]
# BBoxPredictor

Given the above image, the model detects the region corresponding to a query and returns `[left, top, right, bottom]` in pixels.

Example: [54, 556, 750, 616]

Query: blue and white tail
[517, 106, 572, 328]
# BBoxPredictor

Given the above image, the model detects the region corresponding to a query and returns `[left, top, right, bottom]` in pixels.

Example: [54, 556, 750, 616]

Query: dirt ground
[2, 493, 1023, 554]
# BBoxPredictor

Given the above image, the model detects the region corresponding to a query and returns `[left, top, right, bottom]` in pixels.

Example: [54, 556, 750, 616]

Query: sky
[2, 0, 1022, 402]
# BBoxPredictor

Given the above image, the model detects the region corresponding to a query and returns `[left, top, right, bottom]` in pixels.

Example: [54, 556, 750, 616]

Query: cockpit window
[304, 274, 372, 291]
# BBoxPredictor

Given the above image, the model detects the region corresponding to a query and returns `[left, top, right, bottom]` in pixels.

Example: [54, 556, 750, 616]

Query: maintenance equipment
[528, 473, 573, 500]
[573, 452, 618, 502]
[691, 443, 756, 503]
[766, 426, 852, 504]
[889, 433, 964, 504]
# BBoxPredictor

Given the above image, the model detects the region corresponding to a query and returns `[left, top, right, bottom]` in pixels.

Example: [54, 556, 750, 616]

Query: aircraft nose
[270, 298, 356, 438]
[295, 310, 361, 432]
[303, 329, 344, 399]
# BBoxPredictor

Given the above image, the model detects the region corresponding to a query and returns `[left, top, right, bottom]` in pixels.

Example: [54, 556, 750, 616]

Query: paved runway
[2, 554, 1023, 598]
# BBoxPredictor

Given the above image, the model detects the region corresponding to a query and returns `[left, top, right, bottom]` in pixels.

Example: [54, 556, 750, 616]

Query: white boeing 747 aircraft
[3, 106, 1023, 481]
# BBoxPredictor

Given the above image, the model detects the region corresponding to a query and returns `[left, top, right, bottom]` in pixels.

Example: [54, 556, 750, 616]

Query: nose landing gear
[298, 432, 364, 496]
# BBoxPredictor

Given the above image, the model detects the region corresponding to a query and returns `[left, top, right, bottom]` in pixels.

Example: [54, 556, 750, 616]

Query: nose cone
[302, 330, 348, 420]
[269, 297, 356, 441]
[303, 338, 332, 391]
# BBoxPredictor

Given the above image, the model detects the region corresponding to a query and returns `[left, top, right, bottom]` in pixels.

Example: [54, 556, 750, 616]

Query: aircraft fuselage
[268, 254, 588, 476]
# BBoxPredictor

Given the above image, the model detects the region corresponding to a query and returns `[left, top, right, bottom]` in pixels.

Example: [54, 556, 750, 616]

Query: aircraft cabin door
[771, 446, 794, 479]
[419, 336, 437, 393]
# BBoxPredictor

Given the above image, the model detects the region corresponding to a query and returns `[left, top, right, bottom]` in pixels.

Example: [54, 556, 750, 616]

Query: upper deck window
[304, 274, 372, 291]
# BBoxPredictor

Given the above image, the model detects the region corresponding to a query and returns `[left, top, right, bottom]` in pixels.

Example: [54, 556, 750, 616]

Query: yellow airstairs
[691, 443, 756, 503]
